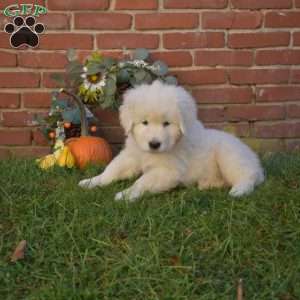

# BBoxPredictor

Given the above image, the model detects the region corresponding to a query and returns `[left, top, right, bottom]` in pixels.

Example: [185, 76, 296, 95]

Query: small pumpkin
[66, 136, 112, 169]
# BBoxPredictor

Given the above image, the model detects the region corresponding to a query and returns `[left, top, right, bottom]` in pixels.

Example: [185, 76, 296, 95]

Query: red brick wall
[1, 0, 300, 158]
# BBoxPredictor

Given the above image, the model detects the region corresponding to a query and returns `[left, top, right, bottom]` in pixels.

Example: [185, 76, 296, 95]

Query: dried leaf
[170, 255, 180, 266]
[237, 278, 243, 300]
[11, 240, 27, 262]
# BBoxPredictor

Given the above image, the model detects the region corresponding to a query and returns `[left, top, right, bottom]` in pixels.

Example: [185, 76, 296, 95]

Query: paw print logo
[4, 16, 45, 48]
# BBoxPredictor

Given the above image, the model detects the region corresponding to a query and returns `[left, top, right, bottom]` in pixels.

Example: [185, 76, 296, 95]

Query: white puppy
[79, 80, 264, 201]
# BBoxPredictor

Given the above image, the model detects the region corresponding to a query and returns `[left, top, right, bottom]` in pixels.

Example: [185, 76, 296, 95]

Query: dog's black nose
[149, 140, 161, 150]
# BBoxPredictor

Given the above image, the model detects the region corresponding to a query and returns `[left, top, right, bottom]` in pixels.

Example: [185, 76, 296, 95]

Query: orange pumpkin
[66, 136, 112, 169]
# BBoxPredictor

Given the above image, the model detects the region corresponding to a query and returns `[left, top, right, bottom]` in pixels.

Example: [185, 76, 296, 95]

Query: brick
[75, 13, 132, 30]
[99, 127, 124, 144]
[265, 12, 300, 28]
[256, 50, 300, 66]
[0, 93, 20, 108]
[42, 72, 66, 88]
[0, 32, 10, 48]
[163, 32, 224, 49]
[293, 32, 300, 46]
[39, 34, 93, 50]
[39, 13, 70, 30]
[23, 92, 52, 108]
[0, 51, 17, 67]
[0, 148, 10, 159]
[97, 33, 159, 49]
[193, 87, 253, 104]
[0, 130, 31, 146]
[231, 0, 292, 9]
[195, 50, 253, 66]
[202, 12, 262, 29]
[0, 72, 40, 88]
[150, 51, 192, 67]
[33, 130, 48, 146]
[288, 105, 300, 119]
[10, 147, 50, 158]
[291, 70, 300, 83]
[48, 0, 108, 10]
[115, 0, 158, 9]
[174, 70, 226, 85]
[198, 108, 226, 122]
[229, 69, 290, 85]
[136, 13, 198, 30]
[223, 123, 250, 137]
[207, 123, 250, 137]
[225, 105, 285, 121]
[228, 32, 290, 49]
[164, 0, 227, 9]
[257, 87, 300, 102]
[255, 122, 300, 138]
[18, 52, 68, 69]
[286, 139, 300, 151]
[0, 0, 45, 9]
[2, 112, 35, 127]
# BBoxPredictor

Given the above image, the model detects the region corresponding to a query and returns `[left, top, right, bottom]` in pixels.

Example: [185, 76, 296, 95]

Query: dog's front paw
[114, 188, 139, 202]
[78, 178, 98, 189]
[229, 182, 254, 197]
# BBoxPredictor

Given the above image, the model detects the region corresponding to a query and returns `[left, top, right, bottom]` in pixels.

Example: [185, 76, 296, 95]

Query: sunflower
[79, 67, 107, 104]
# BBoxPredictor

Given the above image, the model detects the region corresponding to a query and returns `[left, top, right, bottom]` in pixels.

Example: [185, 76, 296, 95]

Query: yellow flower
[36, 154, 57, 170]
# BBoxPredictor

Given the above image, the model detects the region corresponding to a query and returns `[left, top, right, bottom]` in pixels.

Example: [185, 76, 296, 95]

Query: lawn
[0, 154, 299, 299]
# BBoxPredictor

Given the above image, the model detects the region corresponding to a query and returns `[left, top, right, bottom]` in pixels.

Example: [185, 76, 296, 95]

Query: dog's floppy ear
[176, 86, 198, 135]
[119, 102, 133, 135]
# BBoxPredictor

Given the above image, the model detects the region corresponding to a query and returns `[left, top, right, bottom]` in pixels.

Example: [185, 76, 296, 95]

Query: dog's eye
[142, 120, 148, 126]
[163, 121, 170, 127]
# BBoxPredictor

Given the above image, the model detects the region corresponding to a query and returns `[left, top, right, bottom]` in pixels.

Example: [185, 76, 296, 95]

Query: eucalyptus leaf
[50, 73, 66, 86]
[104, 78, 117, 96]
[66, 48, 77, 62]
[133, 48, 149, 61]
[129, 76, 137, 87]
[102, 57, 116, 69]
[143, 72, 153, 84]
[66, 61, 83, 75]
[52, 99, 68, 110]
[62, 108, 81, 124]
[164, 76, 178, 85]
[86, 63, 103, 75]
[152, 60, 168, 76]
[134, 69, 146, 82]
[117, 69, 130, 83]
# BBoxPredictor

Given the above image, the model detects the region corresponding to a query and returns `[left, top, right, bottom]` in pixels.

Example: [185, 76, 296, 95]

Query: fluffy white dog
[79, 80, 264, 201]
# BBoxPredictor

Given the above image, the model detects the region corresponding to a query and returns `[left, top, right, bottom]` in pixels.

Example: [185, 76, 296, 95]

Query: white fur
[79, 80, 264, 201]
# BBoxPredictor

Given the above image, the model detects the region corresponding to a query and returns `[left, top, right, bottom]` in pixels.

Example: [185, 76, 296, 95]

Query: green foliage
[152, 60, 168, 76]
[62, 108, 81, 125]
[132, 48, 149, 61]
[52, 48, 177, 110]
[0, 154, 300, 299]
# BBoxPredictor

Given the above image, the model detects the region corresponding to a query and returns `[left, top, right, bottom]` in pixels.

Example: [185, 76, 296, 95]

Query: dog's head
[120, 80, 198, 153]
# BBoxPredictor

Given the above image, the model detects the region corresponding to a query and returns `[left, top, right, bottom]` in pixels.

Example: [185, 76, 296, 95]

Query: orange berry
[90, 125, 97, 133]
[48, 132, 56, 139]
[64, 122, 71, 129]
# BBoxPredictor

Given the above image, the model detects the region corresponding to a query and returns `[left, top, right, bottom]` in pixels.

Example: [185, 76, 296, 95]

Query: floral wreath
[36, 48, 177, 169]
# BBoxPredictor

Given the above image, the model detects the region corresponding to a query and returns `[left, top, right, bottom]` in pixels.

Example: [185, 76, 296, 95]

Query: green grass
[0, 154, 299, 300]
